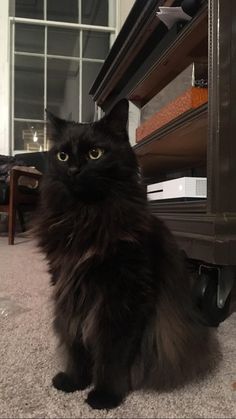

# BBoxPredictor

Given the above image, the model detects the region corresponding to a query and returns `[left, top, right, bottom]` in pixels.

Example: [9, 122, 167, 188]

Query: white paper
[156, 6, 192, 29]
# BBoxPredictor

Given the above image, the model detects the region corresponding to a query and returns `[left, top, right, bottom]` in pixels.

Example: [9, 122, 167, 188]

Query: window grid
[14, 51, 104, 62]
[11, 0, 116, 153]
[79, 20, 83, 122]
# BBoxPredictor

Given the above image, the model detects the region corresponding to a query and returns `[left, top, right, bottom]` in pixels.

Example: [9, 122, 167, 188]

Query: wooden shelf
[129, 4, 208, 106]
[149, 199, 207, 214]
[153, 212, 236, 265]
[91, 0, 236, 266]
[90, 1, 208, 111]
[137, 87, 208, 142]
[134, 104, 207, 178]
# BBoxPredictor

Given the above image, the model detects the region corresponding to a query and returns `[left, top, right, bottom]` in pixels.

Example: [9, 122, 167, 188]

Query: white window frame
[10, 0, 118, 154]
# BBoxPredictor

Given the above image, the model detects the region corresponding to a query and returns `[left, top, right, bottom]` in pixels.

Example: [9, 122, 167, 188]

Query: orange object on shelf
[136, 87, 208, 143]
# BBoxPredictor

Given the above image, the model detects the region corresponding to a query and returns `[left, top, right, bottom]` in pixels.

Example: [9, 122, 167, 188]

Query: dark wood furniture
[0, 168, 42, 244]
[90, 0, 236, 320]
[90, 0, 236, 268]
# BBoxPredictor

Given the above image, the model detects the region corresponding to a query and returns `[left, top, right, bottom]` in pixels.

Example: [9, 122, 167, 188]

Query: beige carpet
[0, 235, 235, 419]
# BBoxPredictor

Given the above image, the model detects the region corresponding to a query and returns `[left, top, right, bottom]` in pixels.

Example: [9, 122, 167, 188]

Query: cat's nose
[68, 166, 79, 176]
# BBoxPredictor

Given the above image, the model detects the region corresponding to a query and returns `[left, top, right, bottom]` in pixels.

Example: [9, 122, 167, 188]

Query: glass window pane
[15, 0, 44, 19]
[83, 31, 110, 59]
[82, 0, 108, 26]
[15, 24, 44, 54]
[47, 59, 80, 120]
[15, 55, 44, 120]
[14, 121, 45, 152]
[82, 62, 103, 122]
[47, 0, 78, 23]
[48, 28, 80, 57]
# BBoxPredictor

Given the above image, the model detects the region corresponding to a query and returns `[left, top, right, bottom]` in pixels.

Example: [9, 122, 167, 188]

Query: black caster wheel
[192, 271, 231, 327]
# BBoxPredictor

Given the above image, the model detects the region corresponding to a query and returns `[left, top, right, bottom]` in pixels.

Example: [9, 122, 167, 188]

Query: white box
[147, 177, 207, 201]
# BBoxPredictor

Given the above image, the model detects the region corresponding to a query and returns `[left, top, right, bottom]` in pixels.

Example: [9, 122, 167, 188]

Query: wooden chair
[0, 168, 42, 244]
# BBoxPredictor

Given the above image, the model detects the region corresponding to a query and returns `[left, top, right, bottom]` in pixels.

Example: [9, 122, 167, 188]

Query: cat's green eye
[88, 148, 104, 160]
[57, 152, 69, 162]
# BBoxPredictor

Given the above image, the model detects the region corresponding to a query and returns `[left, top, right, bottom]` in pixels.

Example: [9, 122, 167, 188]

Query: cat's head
[46, 99, 139, 202]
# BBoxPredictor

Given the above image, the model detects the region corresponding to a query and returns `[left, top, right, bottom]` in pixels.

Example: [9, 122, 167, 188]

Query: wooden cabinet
[90, 0, 236, 267]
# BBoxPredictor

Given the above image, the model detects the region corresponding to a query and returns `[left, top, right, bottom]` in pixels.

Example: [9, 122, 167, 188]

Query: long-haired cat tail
[34, 99, 219, 410]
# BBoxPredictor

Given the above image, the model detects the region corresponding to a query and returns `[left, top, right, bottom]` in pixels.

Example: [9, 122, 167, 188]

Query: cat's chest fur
[51, 227, 151, 348]
[53, 259, 103, 347]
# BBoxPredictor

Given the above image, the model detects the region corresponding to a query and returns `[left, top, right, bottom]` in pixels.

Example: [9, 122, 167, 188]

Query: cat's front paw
[52, 372, 77, 393]
[86, 389, 123, 410]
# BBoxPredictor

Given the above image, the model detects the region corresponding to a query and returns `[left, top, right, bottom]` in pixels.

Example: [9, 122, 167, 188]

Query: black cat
[35, 99, 216, 410]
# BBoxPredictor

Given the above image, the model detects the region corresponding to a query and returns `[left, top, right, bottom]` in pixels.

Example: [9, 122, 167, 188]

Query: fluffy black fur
[35, 100, 216, 410]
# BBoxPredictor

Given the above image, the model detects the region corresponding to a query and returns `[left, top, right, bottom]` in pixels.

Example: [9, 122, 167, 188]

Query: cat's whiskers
[65, 232, 74, 247]
[48, 213, 74, 231]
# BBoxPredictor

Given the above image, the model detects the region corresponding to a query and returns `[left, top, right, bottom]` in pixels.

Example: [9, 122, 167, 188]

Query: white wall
[128, 102, 140, 146]
[117, 0, 139, 145]
[0, 0, 10, 155]
[118, 0, 135, 30]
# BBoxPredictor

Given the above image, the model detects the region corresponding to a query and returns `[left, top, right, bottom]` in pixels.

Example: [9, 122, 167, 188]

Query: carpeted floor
[0, 235, 235, 418]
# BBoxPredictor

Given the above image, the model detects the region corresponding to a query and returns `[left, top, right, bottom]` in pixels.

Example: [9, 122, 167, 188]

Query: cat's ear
[105, 99, 129, 133]
[46, 110, 67, 141]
